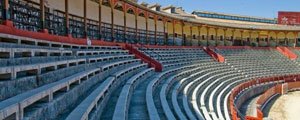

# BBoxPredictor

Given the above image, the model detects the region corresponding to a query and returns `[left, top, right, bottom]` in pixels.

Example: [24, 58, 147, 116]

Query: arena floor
[267, 91, 300, 120]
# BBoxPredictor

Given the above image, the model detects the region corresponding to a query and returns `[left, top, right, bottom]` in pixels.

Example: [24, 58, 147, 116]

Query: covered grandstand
[0, 0, 300, 120]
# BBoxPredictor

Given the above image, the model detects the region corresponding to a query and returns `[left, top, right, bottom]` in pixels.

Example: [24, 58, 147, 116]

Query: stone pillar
[40, 0, 47, 33]
[145, 12, 149, 44]
[98, 0, 102, 39]
[65, 0, 71, 37]
[198, 26, 201, 46]
[172, 20, 175, 45]
[83, 0, 88, 38]
[154, 16, 157, 45]
[110, 1, 115, 41]
[123, 3, 127, 43]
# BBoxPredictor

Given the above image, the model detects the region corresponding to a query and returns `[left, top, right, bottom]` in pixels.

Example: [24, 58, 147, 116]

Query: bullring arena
[0, 0, 300, 120]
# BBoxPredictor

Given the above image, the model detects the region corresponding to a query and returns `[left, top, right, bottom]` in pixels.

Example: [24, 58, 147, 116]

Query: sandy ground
[267, 91, 300, 120]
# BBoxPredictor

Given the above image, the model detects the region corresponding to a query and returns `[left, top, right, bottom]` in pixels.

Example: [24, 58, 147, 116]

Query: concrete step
[128, 74, 159, 120]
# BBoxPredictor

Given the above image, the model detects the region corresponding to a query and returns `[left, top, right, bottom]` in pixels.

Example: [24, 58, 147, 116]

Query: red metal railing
[203, 47, 225, 63]
[122, 44, 162, 72]
[277, 47, 298, 60]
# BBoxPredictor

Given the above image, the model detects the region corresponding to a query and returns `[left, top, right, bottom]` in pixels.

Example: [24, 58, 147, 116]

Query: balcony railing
[69, 15, 85, 38]
[87, 19, 100, 40]
[126, 27, 137, 43]
[0, 0, 234, 46]
[101, 22, 112, 41]
[0, 1, 3, 23]
[138, 29, 147, 44]
[45, 10, 66, 36]
[9, 0, 41, 32]
[114, 25, 125, 42]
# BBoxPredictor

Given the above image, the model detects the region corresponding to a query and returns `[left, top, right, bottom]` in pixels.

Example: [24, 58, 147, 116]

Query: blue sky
[139, 0, 300, 18]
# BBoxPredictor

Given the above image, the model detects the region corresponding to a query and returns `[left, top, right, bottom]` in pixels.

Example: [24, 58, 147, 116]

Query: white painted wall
[102, 6, 112, 23]
[137, 16, 146, 29]
[87, 0, 99, 21]
[126, 14, 135, 28]
[114, 9, 124, 26]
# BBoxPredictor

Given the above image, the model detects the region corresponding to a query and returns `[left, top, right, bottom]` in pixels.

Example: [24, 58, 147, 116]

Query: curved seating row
[0, 59, 141, 120]
[146, 64, 204, 119]
[112, 68, 154, 120]
[66, 63, 147, 120]
[0, 54, 134, 100]
[2, 32, 300, 120]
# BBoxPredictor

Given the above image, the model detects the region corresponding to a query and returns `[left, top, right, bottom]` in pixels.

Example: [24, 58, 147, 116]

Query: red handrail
[203, 47, 225, 63]
[277, 47, 298, 60]
[123, 44, 163, 72]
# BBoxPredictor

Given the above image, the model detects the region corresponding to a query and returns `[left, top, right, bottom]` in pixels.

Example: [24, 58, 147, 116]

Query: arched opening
[225, 29, 233, 46]
[286, 32, 295, 47]
[277, 32, 286, 46]
[217, 29, 225, 46]
[200, 27, 208, 46]
[242, 31, 250, 46]
[269, 31, 277, 47]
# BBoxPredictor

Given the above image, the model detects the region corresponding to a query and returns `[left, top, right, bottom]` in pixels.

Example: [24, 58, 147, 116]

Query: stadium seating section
[0, 33, 299, 120]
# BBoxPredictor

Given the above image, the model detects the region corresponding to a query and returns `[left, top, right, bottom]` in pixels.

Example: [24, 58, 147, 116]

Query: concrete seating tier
[0, 58, 143, 120]
[139, 47, 212, 71]
[2, 33, 300, 120]
[66, 63, 148, 120]
[0, 34, 156, 120]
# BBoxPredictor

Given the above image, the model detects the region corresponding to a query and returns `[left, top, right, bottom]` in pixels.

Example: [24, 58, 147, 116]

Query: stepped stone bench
[0, 58, 141, 120]
[172, 68, 209, 120]
[0, 67, 102, 120]
[100, 59, 140, 72]
[160, 57, 202, 64]
[200, 70, 235, 120]
[87, 55, 134, 63]
[160, 72, 190, 120]
[75, 50, 128, 56]
[160, 67, 202, 120]
[146, 64, 201, 120]
[67, 63, 147, 120]
[163, 60, 204, 68]
[0, 47, 72, 58]
[0, 58, 86, 80]
[190, 68, 228, 120]
[65, 77, 115, 120]
[140, 48, 202, 51]
[112, 64, 147, 81]
[215, 76, 244, 120]
[112, 68, 154, 120]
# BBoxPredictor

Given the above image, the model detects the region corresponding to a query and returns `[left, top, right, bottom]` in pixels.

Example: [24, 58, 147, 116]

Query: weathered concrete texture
[17, 61, 140, 120]
[0, 56, 75, 67]
[267, 91, 300, 120]
[0, 76, 36, 101]
[37, 64, 86, 86]
[100, 71, 143, 119]
[0, 64, 86, 101]
[23, 74, 106, 120]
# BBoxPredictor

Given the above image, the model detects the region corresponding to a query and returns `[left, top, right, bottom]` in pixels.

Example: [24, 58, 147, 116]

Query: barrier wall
[230, 74, 300, 120]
